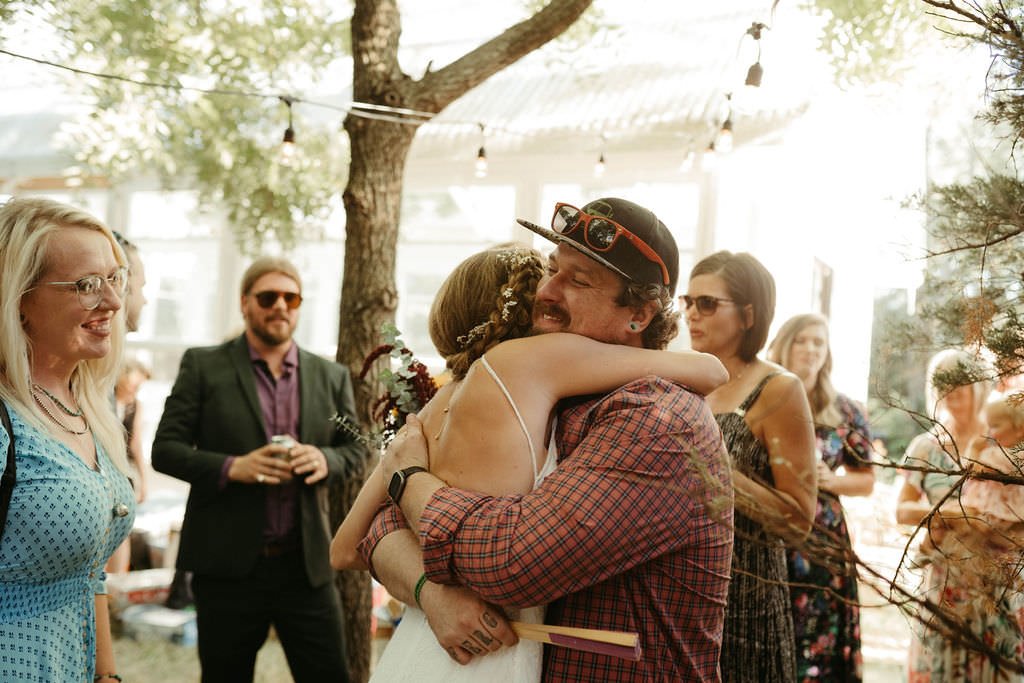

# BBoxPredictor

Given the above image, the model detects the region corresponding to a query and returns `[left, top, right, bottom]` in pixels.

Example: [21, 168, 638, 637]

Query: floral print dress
[786, 393, 871, 682]
[902, 432, 1024, 682]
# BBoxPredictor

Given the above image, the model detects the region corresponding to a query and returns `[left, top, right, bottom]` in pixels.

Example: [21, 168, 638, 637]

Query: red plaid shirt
[365, 377, 733, 682]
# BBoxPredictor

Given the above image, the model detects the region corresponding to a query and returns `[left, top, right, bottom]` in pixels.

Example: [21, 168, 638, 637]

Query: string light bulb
[702, 139, 718, 171]
[716, 93, 734, 154]
[594, 134, 607, 178]
[278, 96, 297, 166]
[474, 123, 488, 178]
[678, 150, 695, 173]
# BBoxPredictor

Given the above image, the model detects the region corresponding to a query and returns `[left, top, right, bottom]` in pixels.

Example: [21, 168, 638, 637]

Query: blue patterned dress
[0, 405, 135, 682]
[786, 394, 872, 682]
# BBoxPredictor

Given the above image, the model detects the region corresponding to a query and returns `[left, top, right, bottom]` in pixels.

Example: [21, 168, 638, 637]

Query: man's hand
[418, 582, 518, 665]
[290, 444, 330, 485]
[381, 414, 431, 483]
[228, 444, 295, 485]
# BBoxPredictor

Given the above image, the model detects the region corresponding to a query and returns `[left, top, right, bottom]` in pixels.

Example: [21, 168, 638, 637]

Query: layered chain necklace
[31, 383, 90, 435]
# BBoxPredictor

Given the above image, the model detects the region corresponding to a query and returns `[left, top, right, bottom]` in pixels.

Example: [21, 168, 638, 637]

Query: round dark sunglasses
[252, 290, 303, 310]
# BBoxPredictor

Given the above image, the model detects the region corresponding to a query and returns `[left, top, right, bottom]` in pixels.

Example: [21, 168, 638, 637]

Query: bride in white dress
[332, 246, 728, 682]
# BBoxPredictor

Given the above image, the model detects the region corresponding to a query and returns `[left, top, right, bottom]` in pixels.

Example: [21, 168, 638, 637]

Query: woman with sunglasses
[333, 244, 728, 682]
[0, 197, 135, 683]
[767, 313, 874, 683]
[684, 250, 817, 683]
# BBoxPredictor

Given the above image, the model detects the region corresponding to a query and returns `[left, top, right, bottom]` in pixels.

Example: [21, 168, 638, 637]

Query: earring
[628, 322, 640, 332]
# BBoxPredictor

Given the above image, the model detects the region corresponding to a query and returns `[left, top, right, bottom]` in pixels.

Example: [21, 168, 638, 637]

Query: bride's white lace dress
[370, 357, 556, 683]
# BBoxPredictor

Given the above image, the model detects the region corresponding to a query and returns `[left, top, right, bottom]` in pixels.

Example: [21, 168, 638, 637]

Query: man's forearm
[398, 473, 444, 533]
[371, 529, 426, 605]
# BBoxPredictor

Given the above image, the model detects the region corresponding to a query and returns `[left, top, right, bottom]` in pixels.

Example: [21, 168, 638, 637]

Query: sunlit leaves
[22, 0, 353, 253]
[809, 0, 936, 87]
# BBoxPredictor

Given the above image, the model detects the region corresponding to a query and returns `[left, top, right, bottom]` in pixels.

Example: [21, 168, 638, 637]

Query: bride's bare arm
[330, 462, 386, 570]
[489, 333, 728, 398]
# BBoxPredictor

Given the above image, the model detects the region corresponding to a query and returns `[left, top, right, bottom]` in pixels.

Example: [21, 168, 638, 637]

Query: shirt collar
[247, 338, 299, 370]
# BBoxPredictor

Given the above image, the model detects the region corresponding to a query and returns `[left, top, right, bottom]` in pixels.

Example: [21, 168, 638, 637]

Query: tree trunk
[332, 115, 417, 683]
[333, 2, 595, 680]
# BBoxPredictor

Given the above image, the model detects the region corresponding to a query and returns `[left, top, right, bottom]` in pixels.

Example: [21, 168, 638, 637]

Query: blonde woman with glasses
[0, 197, 135, 683]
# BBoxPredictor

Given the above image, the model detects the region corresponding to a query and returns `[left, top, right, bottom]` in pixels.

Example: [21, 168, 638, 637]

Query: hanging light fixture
[744, 22, 766, 88]
[278, 96, 297, 166]
[594, 134, 607, 178]
[474, 123, 488, 178]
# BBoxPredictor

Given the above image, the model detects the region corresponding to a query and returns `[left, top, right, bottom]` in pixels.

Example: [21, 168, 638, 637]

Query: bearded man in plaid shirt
[363, 198, 734, 682]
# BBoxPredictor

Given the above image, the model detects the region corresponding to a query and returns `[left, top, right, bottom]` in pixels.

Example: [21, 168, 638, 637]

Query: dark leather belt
[260, 540, 300, 558]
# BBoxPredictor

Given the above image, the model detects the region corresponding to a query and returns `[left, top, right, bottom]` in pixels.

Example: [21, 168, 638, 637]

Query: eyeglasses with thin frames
[681, 295, 735, 316]
[42, 266, 129, 311]
[252, 290, 303, 310]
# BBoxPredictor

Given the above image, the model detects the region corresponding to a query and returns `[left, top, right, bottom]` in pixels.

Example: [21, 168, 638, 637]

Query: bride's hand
[382, 414, 430, 483]
[419, 582, 518, 664]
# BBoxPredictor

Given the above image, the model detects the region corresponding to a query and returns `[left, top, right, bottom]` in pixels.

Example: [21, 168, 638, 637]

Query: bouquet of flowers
[333, 323, 437, 450]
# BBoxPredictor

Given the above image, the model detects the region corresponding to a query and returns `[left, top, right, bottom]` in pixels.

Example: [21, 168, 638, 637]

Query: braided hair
[429, 247, 543, 380]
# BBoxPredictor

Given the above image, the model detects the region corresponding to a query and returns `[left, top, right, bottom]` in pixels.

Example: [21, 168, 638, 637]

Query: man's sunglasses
[551, 203, 671, 286]
[252, 290, 303, 310]
[681, 295, 735, 316]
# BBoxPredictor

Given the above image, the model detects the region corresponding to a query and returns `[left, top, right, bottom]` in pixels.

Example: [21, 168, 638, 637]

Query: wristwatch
[387, 466, 428, 506]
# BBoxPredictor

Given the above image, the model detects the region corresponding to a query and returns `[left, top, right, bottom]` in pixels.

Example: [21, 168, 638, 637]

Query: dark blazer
[152, 334, 363, 587]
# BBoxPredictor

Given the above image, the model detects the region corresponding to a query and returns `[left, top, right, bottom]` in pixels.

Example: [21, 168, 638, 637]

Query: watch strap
[389, 466, 428, 506]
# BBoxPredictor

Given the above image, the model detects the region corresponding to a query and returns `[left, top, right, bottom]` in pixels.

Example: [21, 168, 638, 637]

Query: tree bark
[333, 2, 595, 680]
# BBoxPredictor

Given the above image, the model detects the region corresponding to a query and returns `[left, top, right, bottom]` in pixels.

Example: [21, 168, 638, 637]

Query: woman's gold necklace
[434, 407, 450, 441]
[31, 386, 90, 435]
[732, 361, 751, 383]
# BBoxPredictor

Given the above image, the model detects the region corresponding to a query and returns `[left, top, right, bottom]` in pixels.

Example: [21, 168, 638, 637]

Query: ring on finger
[257, 473, 266, 484]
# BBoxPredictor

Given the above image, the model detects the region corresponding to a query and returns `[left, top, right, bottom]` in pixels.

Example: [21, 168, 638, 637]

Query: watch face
[388, 471, 404, 505]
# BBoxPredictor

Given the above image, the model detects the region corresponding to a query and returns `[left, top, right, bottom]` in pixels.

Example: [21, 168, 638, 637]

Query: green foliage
[911, 173, 1024, 377]
[816, 1, 1024, 390]
[20, 0, 352, 253]
[928, 3, 1024, 144]
[808, 0, 936, 87]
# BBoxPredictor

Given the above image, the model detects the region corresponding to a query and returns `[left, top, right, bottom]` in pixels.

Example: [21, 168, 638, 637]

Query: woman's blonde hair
[0, 197, 129, 473]
[925, 348, 994, 423]
[767, 312, 840, 428]
[429, 246, 543, 380]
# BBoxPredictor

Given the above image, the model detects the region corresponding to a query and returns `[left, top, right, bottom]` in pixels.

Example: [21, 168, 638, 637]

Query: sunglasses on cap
[551, 203, 671, 286]
[252, 290, 303, 310]
[681, 295, 735, 316]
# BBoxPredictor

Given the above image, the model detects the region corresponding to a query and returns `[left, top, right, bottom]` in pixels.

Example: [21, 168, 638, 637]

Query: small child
[919, 392, 1024, 559]
[962, 391, 1024, 529]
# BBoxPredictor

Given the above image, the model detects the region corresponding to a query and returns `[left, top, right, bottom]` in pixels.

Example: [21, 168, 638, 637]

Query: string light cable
[1, 10, 781, 170]
[0, 47, 437, 127]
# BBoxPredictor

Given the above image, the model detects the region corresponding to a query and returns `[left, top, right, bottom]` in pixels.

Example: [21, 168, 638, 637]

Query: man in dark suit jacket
[153, 256, 361, 683]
